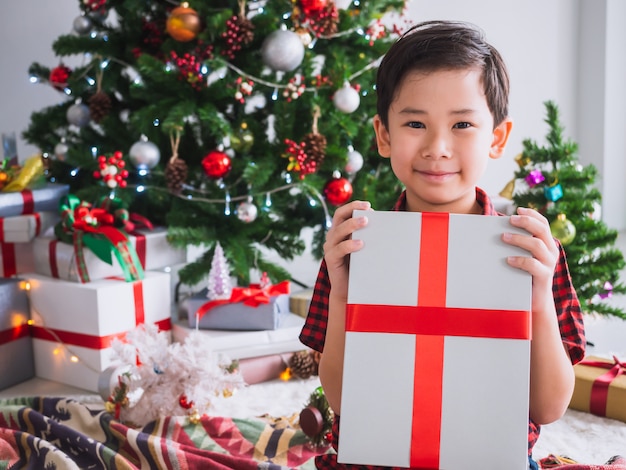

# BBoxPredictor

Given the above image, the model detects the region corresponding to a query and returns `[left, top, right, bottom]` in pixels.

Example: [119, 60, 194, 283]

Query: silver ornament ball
[261, 29, 305, 72]
[236, 201, 258, 223]
[73, 15, 93, 35]
[54, 142, 69, 161]
[333, 83, 360, 113]
[66, 103, 91, 127]
[129, 137, 161, 170]
[345, 149, 364, 174]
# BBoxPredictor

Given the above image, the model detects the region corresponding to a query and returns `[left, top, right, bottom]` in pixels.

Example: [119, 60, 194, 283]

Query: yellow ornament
[166, 3, 201, 42]
[550, 213, 576, 245]
[499, 178, 515, 200]
[514, 153, 531, 168]
[3, 155, 45, 192]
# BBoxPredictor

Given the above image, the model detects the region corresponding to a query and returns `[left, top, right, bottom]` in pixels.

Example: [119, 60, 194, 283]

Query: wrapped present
[180, 281, 291, 331]
[128, 227, 186, 270]
[569, 355, 626, 423]
[33, 194, 144, 283]
[0, 183, 69, 218]
[237, 353, 295, 385]
[1, 242, 35, 278]
[338, 211, 532, 469]
[0, 212, 59, 243]
[0, 278, 35, 389]
[172, 312, 305, 359]
[26, 271, 171, 392]
[289, 288, 313, 318]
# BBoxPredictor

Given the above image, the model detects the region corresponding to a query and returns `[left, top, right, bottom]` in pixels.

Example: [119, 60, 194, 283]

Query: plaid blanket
[0, 397, 328, 469]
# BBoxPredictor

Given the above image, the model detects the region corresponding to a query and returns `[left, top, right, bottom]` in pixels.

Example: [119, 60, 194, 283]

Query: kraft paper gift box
[180, 282, 291, 331]
[1, 241, 35, 278]
[0, 212, 59, 243]
[289, 288, 313, 318]
[0, 278, 35, 389]
[0, 183, 69, 218]
[569, 355, 626, 423]
[26, 271, 171, 392]
[338, 211, 532, 469]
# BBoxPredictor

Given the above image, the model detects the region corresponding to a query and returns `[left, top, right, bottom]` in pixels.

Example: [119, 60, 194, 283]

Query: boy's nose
[421, 131, 451, 159]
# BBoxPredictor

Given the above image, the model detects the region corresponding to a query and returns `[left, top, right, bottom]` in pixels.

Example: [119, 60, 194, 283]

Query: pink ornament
[525, 169, 545, 187]
[599, 281, 613, 299]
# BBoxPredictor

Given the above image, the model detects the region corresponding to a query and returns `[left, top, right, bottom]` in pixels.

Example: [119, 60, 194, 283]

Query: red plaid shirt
[299, 188, 586, 469]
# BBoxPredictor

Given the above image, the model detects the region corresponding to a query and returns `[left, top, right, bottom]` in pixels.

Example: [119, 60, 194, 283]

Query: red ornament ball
[324, 176, 353, 206]
[49, 65, 72, 91]
[179, 394, 194, 409]
[300, 0, 329, 15]
[201, 150, 231, 179]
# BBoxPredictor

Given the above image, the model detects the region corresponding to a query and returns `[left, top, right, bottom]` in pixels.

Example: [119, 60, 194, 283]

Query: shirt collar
[392, 188, 497, 215]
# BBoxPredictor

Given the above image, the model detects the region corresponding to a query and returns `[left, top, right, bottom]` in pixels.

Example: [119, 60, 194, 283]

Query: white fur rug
[214, 377, 626, 466]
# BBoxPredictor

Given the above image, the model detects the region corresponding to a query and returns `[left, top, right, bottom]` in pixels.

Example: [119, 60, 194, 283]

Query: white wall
[0, 0, 622, 288]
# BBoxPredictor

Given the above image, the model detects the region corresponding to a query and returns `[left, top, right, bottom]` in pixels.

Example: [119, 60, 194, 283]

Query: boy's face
[373, 68, 512, 214]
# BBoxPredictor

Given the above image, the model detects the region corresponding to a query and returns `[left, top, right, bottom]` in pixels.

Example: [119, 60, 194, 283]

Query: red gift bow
[196, 280, 290, 320]
[579, 356, 626, 417]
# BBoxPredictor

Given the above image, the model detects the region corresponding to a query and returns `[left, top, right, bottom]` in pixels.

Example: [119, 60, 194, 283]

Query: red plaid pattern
[299, 188, 586, 469]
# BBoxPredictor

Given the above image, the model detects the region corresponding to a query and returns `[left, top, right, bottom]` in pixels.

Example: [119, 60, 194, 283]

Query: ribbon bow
[579, 355, 626, 417]
[55, 194, 144, 283]
[196, 280, 290, 320]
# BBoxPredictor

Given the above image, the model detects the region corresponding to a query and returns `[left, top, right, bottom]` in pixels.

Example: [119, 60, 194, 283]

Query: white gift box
[0, 212, 58, 243]
[0, 184, 69, 218]
[338, 211, 532, 469]
[1, 242, 35, 277]
[128, 227, 186, 270]
[26, 271, 172, 392]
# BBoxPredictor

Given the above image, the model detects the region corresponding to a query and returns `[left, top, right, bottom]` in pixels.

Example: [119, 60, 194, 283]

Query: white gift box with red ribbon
[127, 227, 187, 270]
[0, 242, 34, 278]
[26, 271, 171, 392]
[338, 211, 532, 469]
[0, 212, 58, 243]
[0, 184, 69, 218]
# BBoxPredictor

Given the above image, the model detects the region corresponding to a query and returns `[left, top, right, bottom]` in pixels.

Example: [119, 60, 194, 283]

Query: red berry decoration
[179, 394, 194, 409]
[49, 64, 72, 91]
[201, 150, 232, 179]
[324, 173, 353, 206]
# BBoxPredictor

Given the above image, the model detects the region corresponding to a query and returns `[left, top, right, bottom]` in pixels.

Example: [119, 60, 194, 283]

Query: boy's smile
[373, 67, 512, 214]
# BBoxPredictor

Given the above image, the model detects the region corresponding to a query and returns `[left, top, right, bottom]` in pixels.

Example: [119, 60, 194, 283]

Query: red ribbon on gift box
[195, 280, 290, 320]
[0, 323, 31, 345]
[579, 356, 626, 417]
[21, 190, 34, 215]
[345, 212, 531, 469]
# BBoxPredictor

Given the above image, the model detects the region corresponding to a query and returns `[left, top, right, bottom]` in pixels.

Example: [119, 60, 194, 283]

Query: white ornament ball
[237, 201, 258, 223]
[66, 103, 91, 127]
[54, 142, 69, 161]
[73, 15, 93, 35]
[97, 365, 131, 401]
[345, 149, 364, 174]
[261, 29, 305, 72]
[129, 136, 161, 170]
[333, 82, 360, 113]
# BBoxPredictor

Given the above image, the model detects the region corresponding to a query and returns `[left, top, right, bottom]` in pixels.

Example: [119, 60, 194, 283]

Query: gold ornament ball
[550, 214, 576, 245]
[166, 4, 201, 42]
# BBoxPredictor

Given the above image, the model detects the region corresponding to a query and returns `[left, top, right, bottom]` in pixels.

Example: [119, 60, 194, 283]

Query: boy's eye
[453, 122, 472, 129]
[407, 121, 425, 129]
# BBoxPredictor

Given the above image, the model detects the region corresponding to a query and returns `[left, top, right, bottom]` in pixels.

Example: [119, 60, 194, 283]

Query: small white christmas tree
[206, 242, 233, 300]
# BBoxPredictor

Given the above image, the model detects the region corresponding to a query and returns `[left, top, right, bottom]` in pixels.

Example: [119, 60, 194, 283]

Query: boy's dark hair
[376, 20, 510, 129]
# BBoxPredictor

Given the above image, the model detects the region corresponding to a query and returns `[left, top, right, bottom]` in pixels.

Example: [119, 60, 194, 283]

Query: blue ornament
[544, 183, 563, 202]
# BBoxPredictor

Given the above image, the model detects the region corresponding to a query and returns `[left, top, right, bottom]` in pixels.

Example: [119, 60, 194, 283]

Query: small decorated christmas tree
[502, 100, 626, 319]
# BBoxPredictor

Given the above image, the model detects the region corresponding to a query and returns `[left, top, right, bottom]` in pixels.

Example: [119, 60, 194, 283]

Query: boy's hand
[323, 200, 372, 300]
[503, 206, 560, 314]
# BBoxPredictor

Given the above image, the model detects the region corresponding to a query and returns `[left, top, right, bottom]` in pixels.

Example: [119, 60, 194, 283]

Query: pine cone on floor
[289, 350, 318, 379]
[165, 157, 188, 194]
[302, 132, 327, 168]
[88, 91, 112, 123]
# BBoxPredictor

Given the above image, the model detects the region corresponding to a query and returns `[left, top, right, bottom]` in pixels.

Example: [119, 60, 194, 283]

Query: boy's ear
[489, 118, 513, 160]
[373, 114, 391, 158]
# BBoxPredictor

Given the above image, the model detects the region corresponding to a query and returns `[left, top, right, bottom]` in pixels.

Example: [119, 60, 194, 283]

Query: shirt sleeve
[299, 259, 331, 353]
[552, 241, 586, 364]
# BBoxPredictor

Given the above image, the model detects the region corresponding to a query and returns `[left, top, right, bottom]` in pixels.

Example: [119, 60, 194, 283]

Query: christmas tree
[503, 100, 626, 319]
[23, 0, 409, 286]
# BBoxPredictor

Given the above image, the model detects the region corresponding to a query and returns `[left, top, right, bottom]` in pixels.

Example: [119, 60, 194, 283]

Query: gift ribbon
[55, 195, 144, 283]
[579, 356, 626, 417]
[0, 323, 31, 345]
[195, 280, 291, 320]
[0, 241, 16, 277]
[345, 213, 531, 468]
[21, 190, 34, 215]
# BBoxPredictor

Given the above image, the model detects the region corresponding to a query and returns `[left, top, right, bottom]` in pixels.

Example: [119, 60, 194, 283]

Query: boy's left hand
[503, 206, 559, 314]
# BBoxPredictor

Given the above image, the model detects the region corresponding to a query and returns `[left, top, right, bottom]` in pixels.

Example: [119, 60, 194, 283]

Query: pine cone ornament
[165, 156, 188, 194]
[302, 132, 327, 168]
[289, 350, 318, 379]
[88, 91, 112, 123]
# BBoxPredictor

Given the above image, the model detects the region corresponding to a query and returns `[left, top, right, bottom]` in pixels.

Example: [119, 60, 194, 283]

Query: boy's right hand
[323, 200, 372, 301]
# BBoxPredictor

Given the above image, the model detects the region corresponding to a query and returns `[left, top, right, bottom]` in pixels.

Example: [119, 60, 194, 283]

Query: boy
[300, 20, 585, 469]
